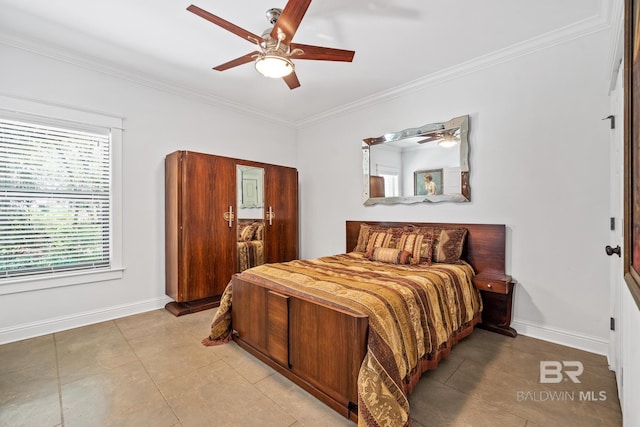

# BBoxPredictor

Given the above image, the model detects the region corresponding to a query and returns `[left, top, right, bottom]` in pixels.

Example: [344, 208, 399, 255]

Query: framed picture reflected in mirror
[414, 169, 443, 196]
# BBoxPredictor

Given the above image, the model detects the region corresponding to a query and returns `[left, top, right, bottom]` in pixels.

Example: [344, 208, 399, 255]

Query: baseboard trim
[0, 296, 173, 345]
[1, 301, 611, 355]
[511, 319, 609, 356]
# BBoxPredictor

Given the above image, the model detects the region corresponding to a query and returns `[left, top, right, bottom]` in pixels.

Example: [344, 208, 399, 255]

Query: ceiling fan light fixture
[255, 54, 294, 78]
[438, 133, 459, 148]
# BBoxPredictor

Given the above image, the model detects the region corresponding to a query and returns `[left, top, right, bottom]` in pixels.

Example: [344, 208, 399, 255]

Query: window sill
[0, 268, 125, 295]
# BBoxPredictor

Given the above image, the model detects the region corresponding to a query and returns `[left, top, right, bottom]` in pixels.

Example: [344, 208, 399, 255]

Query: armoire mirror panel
[362, 115, 470, 205]
[236, 165, 265, 272]
[237, 165, 264, 215]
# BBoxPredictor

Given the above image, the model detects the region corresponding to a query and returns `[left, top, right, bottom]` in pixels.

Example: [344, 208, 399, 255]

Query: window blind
[376, 164, 400, 197]
[0, 118, 111, 279]
[381, 174, 399, 197]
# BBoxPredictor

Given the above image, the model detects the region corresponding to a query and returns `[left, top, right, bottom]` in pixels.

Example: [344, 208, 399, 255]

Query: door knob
[605, 245, 621, 257]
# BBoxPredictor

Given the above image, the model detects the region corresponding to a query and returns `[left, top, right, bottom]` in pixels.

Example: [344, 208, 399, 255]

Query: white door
[608, 64, 624, 381]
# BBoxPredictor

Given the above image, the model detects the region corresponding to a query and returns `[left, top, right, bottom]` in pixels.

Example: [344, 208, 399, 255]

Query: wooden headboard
[346, 220, 507, 276]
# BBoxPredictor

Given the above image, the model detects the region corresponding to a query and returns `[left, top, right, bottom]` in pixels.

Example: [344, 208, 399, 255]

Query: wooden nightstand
[473, 272, 517, 337]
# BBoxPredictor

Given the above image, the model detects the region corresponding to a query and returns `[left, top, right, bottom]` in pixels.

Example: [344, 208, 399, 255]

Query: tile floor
[1, 308, 621, 427]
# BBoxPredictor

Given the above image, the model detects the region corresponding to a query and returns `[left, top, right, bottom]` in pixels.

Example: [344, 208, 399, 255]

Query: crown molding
[0, 1, 612, 130]
[606, 0, 624, 91]
[0, 32, 297, 128]
[297, 5, 613, 128]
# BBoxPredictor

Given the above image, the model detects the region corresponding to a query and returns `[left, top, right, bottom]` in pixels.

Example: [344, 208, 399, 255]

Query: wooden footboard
[231, 274, 368, 420]
[229, 221, 511, 423]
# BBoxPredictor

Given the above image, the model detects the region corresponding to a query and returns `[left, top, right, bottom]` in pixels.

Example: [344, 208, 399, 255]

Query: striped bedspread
[206, 252, 482, 426]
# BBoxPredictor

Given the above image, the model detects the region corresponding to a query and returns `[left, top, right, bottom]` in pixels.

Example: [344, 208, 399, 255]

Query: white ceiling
[0, 0, 608, 125]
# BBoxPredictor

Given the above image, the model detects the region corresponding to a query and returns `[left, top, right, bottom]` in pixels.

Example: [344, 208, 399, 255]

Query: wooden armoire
[164, 150, 298, 315]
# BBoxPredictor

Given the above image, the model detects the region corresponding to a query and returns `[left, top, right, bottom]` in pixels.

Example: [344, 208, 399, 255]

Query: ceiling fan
[417, 128, 461, 147]
[187, 1, 355, 89]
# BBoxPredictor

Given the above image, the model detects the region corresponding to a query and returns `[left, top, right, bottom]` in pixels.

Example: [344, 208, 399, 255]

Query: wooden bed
[213, 220, 513, 425]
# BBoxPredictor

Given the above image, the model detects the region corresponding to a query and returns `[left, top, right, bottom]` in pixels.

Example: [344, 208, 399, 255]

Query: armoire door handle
[605, 245, 621, 257]
[223, 206, 234, 228]
[266, 206, 275, 226]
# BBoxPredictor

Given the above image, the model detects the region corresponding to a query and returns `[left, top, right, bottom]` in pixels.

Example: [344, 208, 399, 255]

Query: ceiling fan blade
[187, 5, 264, 45]
[283, 72, 301, 90]
[416, 135, 441, 144]
[213, 51, 260, 71]
[270, 0, 312, 42]
[290, 43, 355, 62]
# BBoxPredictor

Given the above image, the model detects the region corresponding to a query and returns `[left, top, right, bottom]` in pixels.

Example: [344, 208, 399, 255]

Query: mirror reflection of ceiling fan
[187, 0, 356, 89]
[417, 128, 461, 147]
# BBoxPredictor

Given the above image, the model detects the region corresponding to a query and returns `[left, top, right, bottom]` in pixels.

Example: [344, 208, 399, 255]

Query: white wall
[0, 43, 296, 343]
[621, 285, 640, 426]
[297, 30, 612, 354]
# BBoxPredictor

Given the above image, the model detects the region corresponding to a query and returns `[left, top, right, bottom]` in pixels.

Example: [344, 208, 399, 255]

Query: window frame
[376, 164, 400, 197]
[0, 94, 123, 295]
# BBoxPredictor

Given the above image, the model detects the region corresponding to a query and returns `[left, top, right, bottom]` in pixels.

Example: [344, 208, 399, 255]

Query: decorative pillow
[239, 224, 257, 241]
[353, 224, 372, 252]
[419, 234, 435, 265]
[236, 220, 253, 240]
[395, 232, 424, 265]
[354, 224, 385, 252]
[400, 226, 435, 264]
[366, 247, 412, 265]
[365, 230, 394, 253]
[386, 226, 408, 249]
[432, 228, 468, 263]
